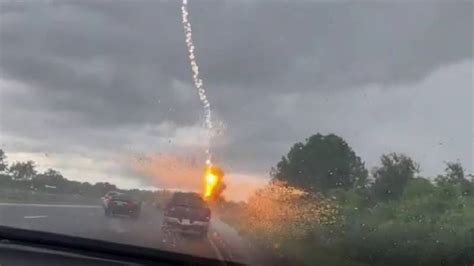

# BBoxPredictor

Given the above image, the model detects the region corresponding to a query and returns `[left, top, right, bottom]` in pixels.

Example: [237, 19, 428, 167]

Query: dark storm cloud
[0, 1, 199, 130]
[0, 0, 472, 177]
[193, 1, 472, 89]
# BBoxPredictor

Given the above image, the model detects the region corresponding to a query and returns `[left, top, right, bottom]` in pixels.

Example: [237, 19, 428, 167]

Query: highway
[0, 203, 250, 265]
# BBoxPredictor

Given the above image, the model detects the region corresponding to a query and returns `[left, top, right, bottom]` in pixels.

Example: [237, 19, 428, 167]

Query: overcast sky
[0, 1, 472, 199]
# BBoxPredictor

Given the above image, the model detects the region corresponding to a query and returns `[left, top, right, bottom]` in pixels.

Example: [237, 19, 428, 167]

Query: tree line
[0, 149, 159, 202]
[218, 133, 474, 266]
[272, 133, 473, 201]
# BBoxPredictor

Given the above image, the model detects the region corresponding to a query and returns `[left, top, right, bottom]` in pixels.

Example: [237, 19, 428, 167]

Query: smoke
[224, 173, 270, 202]
[131, 153, 204, 192]
[128, 153, 269, 201]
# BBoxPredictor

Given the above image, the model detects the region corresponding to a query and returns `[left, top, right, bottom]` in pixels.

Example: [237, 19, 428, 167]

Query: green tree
[445, 161, 465, 181]
[40, 169, 65, 183]
[401, 177, 436, 200]
[34, 168, 66, 192]
[93, 182, 118, 196]
[371, 153, 419, 201]
[436, 161, 473, 196]
[436, 161, 466, 185]
[9, 160, 37, 180]
[272, 133, 368, 193]
[0, 149, 7, 173]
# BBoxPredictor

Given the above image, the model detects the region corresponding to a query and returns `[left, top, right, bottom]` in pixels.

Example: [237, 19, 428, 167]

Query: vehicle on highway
[162, 192, 211, 238]
[101, 191, 122, 207]
[103, 193, 141, 219]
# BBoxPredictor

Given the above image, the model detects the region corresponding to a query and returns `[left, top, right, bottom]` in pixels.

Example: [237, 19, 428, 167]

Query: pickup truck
[162, 192, 211, 238]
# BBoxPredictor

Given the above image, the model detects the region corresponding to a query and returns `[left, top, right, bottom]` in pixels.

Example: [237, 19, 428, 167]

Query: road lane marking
[0, 203, 100, 208]
[24, 215, 47, 219]
[221, 240, 235, 262]
[209, 237, 227, 266]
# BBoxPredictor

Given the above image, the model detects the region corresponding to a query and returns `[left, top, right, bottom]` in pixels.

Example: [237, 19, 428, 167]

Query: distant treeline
[0, 149, 170, 203]
[216, 133, 474, 266]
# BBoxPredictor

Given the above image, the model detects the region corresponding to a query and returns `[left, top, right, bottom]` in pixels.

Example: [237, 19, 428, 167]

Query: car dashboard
[0, 225, 242, 266]
[0, 242, 142, 266]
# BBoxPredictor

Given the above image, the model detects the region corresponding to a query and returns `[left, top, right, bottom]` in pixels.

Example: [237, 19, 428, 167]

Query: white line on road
[209, 237, 227, 266]
[0, 203, 101, 208]
[24, 215, 47, 219]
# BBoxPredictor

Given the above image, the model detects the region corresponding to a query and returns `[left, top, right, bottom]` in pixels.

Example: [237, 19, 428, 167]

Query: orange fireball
[203, 164, 224, 201]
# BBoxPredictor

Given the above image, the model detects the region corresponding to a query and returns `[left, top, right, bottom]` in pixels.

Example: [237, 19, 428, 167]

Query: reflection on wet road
[0, 203, 245, 264]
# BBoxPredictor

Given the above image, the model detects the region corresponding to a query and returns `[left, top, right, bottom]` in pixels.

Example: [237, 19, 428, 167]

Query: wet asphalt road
[0, 203, 245, 264]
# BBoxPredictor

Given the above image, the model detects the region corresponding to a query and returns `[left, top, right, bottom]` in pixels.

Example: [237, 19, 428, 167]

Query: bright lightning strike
[204, 173, 218, 198]
[181, 0, 213, 165]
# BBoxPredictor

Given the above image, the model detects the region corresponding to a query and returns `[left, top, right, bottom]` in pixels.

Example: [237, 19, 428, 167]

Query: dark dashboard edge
[0, 225, 245, 266]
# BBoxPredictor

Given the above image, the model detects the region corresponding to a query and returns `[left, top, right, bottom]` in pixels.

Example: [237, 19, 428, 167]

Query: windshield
[0, 1, 472, 265]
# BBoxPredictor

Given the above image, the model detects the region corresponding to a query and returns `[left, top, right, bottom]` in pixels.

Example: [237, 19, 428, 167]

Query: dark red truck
[162, 192, 211, 238]
[103, 193, 141, 219]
